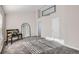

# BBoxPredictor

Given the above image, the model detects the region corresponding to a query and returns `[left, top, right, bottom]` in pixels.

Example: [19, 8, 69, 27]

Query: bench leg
[21, 34, 23, 39]
[11, 37, 13, 44]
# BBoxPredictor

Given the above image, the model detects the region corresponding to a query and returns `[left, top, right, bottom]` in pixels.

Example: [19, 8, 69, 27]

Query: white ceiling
[3, 5, 43, 14]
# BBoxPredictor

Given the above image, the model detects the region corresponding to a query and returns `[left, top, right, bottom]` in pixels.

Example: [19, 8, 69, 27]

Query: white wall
[37, 5, 79, 49]
[56, 5, 79, 49]
[6, 11, 38, 36]
[0, 6, 6, 53]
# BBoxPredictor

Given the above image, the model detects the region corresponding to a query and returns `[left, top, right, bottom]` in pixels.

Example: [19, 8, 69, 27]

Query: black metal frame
[42, 5, 56, 16]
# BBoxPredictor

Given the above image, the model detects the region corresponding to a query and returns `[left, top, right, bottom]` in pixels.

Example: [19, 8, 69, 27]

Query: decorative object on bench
[6, 29, 22, 44]
[21, 23, 31, 38]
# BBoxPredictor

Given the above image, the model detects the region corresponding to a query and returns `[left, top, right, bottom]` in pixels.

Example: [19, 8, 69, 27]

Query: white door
[52, 17, 60, 39]
[52, 17, 64, 44]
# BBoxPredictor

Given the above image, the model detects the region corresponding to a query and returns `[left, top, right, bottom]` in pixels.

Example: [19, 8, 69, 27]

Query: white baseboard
[45, 37, 64, 44]
[63, 44, 79, 51]
[45, 37, 79, 50]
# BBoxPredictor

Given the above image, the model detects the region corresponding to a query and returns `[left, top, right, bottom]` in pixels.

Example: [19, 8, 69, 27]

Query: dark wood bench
[6, 29, 22, 44]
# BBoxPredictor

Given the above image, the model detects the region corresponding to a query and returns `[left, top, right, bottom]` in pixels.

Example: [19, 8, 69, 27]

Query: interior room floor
[2, 36, 79, 54]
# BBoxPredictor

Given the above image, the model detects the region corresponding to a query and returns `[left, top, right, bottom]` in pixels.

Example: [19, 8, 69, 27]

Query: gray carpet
[2, 36, 79, 54]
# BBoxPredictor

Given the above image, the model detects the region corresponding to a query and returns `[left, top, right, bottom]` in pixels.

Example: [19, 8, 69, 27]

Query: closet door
[21, 23, 31, 38]
[52, 17, 60, 39]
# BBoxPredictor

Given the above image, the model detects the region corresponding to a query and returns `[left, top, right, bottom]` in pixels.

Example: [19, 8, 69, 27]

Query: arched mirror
[21, 23, 31, 38]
